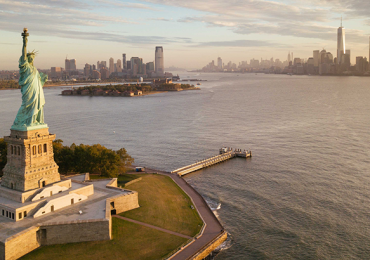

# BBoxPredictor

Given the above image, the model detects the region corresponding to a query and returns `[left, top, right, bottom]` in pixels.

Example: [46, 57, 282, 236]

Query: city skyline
[1, 0, 370, 70]
[197, 23, 369, 76]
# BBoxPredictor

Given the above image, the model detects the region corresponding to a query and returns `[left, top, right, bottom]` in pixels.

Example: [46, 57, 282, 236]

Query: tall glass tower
[155, 46, 164, 75]
[337, 19, 345, 64]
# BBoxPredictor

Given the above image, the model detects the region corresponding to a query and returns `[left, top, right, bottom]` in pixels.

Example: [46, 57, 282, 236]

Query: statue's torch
[22, 28, 29, 37]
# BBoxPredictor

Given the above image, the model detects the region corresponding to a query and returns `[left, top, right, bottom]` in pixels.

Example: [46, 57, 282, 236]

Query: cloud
[194, 39, 291, 48]
[16, 0, 92, 9]
[147, 0, 370, 45]
[0, 0, 190, 46]
[176, 10, 368, 45]
[149, 17, 173, 22]
[309, 0, 370, 18]
[95, 0, 158, 10]
[0, 42, 17, 45]
[0, 17, 191, 45]
[0, 0, 131, 26]
[144, 0, 330, 23]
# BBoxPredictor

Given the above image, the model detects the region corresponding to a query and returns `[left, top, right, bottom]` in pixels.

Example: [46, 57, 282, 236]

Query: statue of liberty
[11, 28, 48, 131]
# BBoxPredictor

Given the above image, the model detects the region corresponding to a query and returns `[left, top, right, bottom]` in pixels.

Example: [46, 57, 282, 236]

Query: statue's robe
[12, 57, 46, 128]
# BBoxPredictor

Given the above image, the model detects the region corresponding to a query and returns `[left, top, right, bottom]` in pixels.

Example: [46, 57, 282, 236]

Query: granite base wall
[191, 231, 227, 260]
[2, 226, 40, 260]
[111, 192, 139, 214]
[0, 219, 111, 260]
[41, 219, 111, 245]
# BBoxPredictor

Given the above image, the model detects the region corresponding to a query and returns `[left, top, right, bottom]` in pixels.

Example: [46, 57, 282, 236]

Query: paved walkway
[113, 215, 192, 239]
[142, 167, 225, 260]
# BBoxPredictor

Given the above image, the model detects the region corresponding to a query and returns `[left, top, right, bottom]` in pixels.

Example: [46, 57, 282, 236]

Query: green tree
[52, 140, 134, 177]
[116, 148, 134, 174]
[53, 139, 75, 173]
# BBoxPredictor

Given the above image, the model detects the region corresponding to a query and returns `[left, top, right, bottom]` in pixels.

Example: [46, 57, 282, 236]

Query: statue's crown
[27, 50, 38, 56]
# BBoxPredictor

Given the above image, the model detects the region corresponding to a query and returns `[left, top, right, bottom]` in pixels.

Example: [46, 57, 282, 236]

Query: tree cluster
[155, 83, 195, 91]
[78, 84, 152, 94]
[0, 80, 20, 89]
[53, 140, 134, 177]
[0, 139, 133, 178]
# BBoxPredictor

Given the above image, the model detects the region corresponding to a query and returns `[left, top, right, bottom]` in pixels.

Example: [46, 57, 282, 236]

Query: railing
[172, 151, 235, 176]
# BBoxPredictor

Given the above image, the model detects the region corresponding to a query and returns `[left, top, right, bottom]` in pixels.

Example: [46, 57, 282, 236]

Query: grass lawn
[21, 218, 188, 260]
[121, 174, 203, 237]
[90, 173, 140, 186]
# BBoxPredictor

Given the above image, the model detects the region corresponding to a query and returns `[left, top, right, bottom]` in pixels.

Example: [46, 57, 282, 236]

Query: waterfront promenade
[143, 167, 225, 260]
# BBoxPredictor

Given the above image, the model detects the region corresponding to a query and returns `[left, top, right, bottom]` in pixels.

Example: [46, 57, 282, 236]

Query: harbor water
[1, 73, 370, 259]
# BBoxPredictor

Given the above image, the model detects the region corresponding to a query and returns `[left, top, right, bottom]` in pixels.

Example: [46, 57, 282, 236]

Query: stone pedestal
[1, 128, 60, 192]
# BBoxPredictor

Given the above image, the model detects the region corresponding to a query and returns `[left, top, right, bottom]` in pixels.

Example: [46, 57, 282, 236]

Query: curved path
[114, 215, 192, 239]
[143, 168, 225, 260]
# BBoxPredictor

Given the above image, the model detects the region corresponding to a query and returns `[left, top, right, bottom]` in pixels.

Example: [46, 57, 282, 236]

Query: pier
[171, 147, 251, 176]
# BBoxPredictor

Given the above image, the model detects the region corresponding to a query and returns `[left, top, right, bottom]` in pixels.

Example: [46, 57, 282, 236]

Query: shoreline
[0, 81, 148, 91]
[188, 70, 370, 77]
[60, 88, 200, 97]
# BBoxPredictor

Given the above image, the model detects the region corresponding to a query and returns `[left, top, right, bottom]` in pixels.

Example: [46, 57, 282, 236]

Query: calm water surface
[1, 73, 370, 259]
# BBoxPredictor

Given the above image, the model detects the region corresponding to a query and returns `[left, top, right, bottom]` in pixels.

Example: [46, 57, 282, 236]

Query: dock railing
[171, 151, 235, 176]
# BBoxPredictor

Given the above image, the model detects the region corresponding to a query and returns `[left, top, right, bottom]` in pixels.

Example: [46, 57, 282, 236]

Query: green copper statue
[11, 28, 48, 131]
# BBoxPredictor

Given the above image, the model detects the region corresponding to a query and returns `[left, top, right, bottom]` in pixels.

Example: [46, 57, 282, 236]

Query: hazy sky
[1, 0, 370, 70]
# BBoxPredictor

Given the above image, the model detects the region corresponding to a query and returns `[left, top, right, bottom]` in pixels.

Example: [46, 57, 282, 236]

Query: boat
[196, 83, 201, 85]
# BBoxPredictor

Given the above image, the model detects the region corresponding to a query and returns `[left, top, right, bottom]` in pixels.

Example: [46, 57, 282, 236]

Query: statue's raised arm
[21, 28, 28, 61]
[11, 28, 47, 131]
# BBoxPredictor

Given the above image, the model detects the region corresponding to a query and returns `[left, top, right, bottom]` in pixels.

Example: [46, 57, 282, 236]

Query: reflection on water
[1, 73, 370, 259]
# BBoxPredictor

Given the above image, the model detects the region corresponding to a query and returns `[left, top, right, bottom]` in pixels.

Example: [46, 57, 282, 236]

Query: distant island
[0, 79, 121, 90]
[61, 80, 200, 97]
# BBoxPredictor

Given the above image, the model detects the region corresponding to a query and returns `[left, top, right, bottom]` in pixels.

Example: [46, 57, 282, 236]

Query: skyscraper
[116, 59, 122, 72]
[343, 49, 351, 69]
[65, 57, 70, 71]
[109, 57, 114, 74]
[65, 58, 76, 71]
[127, 61, 131, 70]
[356, 56, 364, 72]
[100, 67, 109, 80]
[313, 50, 319, 67]
[155, 46, 164, 76]
[217, 57, 223, 70]
[146, 62, 154, 71]
[337, 18, 345, 64]
[130, 57, 142, 76]
[84, 63, 91, 77]
[70, 59, 76, 70]
[122, 54, 127, 70]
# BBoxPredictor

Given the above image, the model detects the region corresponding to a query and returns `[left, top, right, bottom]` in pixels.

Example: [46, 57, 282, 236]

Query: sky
[0, 0, 370, 70]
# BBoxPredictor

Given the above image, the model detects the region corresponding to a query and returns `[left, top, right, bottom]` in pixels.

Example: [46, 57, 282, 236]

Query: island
[61, 81, 200, 97]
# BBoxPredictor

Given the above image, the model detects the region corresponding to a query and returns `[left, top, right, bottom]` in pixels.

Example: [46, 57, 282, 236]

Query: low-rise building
[93, 89, 104, 96]
[92, 70, 101, 80]
[123, 91, 134, 97]
[81, 89, 90, 96]
[61, 90, 73, 95]
[110, 90, 121, 96]
[153, 78, 172, 84]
